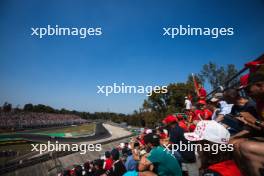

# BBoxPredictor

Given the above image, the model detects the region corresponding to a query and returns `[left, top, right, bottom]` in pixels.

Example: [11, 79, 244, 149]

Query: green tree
[24, 103, 34, 111]
[33, 104, 55, 113]
[199, 62, 238, 90]
[186, 74, 204, 87]
[2, 102, 12, 112]
[143, 83, 194, 119]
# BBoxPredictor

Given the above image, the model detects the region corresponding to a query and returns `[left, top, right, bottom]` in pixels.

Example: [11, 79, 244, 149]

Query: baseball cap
[184, 120, 230, 144]
[144, 129, 153, 134]
[143, 133, 160, 146]
[111, 148, 120, 160]
[120, 143, 125, 148]
[105, 151, 111, 158]
[176, 114, 184, 120]
[162, 115, 178, 125]
[93, 159, 104, 167]
[210, 93, 223, 102]
[159, 133, 167, 139]
[197, 99, 206, 105]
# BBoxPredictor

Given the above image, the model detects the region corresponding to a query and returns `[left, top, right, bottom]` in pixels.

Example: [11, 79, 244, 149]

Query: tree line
[1, 62, 239, 127]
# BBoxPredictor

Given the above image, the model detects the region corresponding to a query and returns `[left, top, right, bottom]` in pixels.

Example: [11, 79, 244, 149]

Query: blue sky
[0, 0, 264, 113]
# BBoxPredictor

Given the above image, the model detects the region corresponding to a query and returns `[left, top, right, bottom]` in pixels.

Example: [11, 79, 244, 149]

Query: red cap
[139, 139, 145, 145]
[198, 99, 206, 105]
[176, 114, 183, 120]
[162, 115, 178, 124]
[159, 133, 168, 139]
[189, 124, 196, 132]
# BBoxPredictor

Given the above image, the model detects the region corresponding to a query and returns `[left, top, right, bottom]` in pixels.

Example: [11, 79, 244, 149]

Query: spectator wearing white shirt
[211, 92, 234, 122]
[184, 96, 192, 110]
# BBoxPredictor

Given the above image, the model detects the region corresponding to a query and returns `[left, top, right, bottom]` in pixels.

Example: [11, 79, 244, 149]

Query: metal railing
[206, 54, 263, 98]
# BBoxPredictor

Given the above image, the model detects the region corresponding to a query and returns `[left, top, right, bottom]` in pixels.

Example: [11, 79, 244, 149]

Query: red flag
[245, 60, 264, 73]
[192, 73, 200, 97]
[245, 55, 264, 73]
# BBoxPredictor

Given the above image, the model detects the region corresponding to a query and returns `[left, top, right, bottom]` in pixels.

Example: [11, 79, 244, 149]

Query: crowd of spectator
[58, 55, 264, 176]
[0, 112, 87, 130]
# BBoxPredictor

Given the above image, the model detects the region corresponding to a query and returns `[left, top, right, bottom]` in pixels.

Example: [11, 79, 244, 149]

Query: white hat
[145, 129, 153, 134]
[210, 93, 223, 102]
[184, 120, 230, 144]
[120, 143, 125, 148]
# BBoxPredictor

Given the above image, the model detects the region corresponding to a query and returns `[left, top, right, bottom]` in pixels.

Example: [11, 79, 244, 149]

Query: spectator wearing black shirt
[83, 161, 94, 176]
[221, 89, 258, 135]
[93, 159, 106, 176]
[106, 148, 126, 176]
[163, 115, 198, 176]
[74, 165, 83, 176]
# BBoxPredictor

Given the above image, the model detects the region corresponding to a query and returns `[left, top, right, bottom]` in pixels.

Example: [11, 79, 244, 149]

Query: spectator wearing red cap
[162, 115, 183, 144]
[158, 128, 170, 147]
[194, 100, 206, 122]
[176, 114, 188, 132]
[186, 106, 198, 123]
[197, 100, 213, 120]
[162, 115, 178, 124]
[162, 115, 198, 175]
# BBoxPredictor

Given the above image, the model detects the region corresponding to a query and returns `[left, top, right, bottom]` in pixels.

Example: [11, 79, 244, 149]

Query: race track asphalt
[2, 123, 111, 143]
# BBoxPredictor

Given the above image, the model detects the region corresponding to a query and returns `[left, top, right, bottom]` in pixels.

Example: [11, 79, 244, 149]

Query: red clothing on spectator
[208, 160, 243, 176]
[189, 124, 196, 132]
[194, 109, 204, 121]
[162, 115, 178, 124]
[187, 111, 197, 123]
[203, 109, 212, 120]
[199, 87, 207, 99]
[104, 158, 113, 170]
[178, 120, 188, 132]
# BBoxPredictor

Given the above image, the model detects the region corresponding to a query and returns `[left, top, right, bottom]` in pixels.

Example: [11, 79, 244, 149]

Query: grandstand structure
[0, 112, 88, 131]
